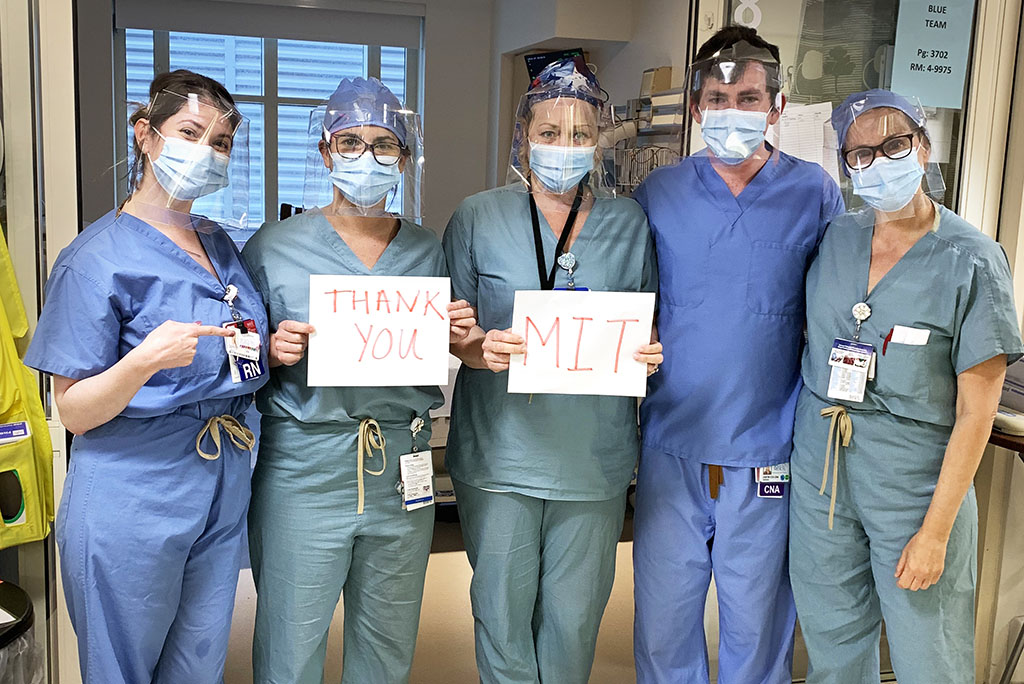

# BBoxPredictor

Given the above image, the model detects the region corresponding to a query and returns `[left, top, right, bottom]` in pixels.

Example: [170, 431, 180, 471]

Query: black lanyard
[529, 177, 586, 290]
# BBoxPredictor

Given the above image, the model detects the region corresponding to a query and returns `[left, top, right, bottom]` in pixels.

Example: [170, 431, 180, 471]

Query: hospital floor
[223, 518, 811, 684]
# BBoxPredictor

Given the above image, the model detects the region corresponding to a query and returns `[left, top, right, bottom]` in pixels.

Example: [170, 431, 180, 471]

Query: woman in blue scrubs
[444, 58, 663, 684]
[241, 77, 475, 684]
[789, 89, 1023, 684]
[24, 70, 267, 683]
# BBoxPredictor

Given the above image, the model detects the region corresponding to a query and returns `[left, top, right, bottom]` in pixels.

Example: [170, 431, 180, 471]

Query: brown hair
[127, 69, 240, 194]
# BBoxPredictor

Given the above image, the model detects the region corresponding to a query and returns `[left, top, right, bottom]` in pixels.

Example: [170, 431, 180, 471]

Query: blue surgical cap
[526, 57, 603, 109]
[323, 77, 408, 146]
[831, 89, 928, 154]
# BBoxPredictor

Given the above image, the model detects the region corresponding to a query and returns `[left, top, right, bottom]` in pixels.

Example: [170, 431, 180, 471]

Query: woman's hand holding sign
[270, 320, 316, 368]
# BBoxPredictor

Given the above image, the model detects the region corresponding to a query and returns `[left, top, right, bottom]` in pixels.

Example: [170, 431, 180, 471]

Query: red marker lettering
[324, 289, 349, 313]
[351, 290, 369, 314]
[376, 290, 392, 313]
[524, 316, 560, 367]
[568, 317, 593, 371]
[397, 289, 420, 314]
[606, 318, 640, 373]
[372, 328, 394, 359]
[355, 322, 373, 362]
[398, 329, 423, 360]
[422, 290, 446, 320]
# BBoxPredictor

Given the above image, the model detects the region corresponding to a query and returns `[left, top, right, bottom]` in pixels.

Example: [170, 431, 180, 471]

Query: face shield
[302, 77, 423, 221]
[128, 89, 250, 232]
[507, 58, 615, 198]
[688, 41, 784, 165]
[828, 90, 944, 223]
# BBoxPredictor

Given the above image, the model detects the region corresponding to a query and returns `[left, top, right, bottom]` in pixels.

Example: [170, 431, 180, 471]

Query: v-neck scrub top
[443, 185, 657, 501]
[802, 204, 1023, 422]
[25, 209, 269, 412]
[635, 149, 845, 467]
[240, 208, 445, 425]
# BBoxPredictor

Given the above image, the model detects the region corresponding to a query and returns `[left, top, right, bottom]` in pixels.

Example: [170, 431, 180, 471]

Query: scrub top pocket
[658, 239, 709, 310]
[746, 240, 811, 317]
[874, 343, 932, 399]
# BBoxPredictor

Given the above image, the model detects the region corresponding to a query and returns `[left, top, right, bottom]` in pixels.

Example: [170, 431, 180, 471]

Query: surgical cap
[323, 77, 408, 146]
[525, 57, 603, 109]
[831, 89, 928, 153]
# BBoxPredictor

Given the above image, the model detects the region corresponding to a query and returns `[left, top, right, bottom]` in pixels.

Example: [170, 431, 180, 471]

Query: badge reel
[221, 284, 266, 383]
[827, 302, 876, 403]
[397, 417, 434, 511]
[554, 252, 589, 292]
[754, 463, 790, 499]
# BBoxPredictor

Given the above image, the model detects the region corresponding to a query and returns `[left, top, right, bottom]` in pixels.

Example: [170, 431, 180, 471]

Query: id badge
[223, 319, 266, 383]
[399, 450, 434, 511]
[0, 421, 30, 445]
[754, 463, 788, 499]
[826, 338, 874, 403]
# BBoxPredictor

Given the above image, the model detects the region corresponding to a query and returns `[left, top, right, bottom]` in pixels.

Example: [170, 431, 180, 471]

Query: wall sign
[890, 0, 975, 109]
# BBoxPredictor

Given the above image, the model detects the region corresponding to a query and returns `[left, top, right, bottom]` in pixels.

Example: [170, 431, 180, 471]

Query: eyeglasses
[843, 130, 921, 171]
[329, 134, 406, 166]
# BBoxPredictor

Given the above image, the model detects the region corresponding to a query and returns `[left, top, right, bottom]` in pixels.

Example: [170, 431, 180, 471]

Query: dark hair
[127, 69, 240, 192]
[692, 26, 782, 101]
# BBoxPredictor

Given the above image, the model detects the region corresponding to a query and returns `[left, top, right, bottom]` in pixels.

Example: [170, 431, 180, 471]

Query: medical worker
[632, 27, 845, 684]
[444, 57, 662, 684]
[23, 70, 266, 683]
[788, 89, 1022, 684]
[241, 77, 475, 684]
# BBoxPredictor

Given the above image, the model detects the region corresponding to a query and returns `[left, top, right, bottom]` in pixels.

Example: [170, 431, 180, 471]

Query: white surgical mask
[329, 151, 402, 208]
[149, 131, 230, 201]
[528, 142, 597, 193]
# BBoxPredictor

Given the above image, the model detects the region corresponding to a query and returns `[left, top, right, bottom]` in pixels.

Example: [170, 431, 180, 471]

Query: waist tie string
[357, 418, 387, 515]
[819, 405, 853, 530]
[708, 464, 724, 499]
[196, 415, 256, 461]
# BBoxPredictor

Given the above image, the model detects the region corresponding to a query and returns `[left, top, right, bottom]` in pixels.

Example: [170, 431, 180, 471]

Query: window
[119, 29, 419, 243]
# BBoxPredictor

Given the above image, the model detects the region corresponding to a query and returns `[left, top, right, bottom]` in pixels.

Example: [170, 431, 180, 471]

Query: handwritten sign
[890, 0, 974, 109]
[307, 275, 451, 387]
[507, 290, 656, 397]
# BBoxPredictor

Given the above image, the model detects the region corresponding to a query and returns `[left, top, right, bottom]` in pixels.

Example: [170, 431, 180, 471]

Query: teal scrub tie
[820, 406, 853, 530]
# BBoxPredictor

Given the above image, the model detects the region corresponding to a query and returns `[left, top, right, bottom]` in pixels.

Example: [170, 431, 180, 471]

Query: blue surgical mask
[149, 132, 231, 201]
[850, 152, 924, 213]
[700, 108, 769, 164]
[528, 142, 597, 193]
[329, 151, 402, 208]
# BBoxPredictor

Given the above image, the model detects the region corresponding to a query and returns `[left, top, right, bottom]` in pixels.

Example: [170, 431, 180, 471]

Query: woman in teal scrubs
[789, 89, 1023, 684]
[445, 58, 662, 684]
[241, 77, 475, 684]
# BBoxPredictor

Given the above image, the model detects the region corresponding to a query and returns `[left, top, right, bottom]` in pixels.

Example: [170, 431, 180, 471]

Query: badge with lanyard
[397, 417, 434, 511]
[530, 178, 590, 292]
[827, 302, 876, 403]
[221, 284, 266, 383]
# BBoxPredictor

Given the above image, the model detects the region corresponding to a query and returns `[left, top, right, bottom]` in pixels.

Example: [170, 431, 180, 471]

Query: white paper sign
[307, 275, 451, 387]
[507, 290, 656, 397]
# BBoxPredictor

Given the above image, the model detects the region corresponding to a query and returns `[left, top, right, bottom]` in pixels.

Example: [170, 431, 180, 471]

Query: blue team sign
[890, 0, 975, 109]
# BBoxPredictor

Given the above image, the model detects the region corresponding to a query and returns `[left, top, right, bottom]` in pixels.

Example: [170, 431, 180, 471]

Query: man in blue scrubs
[632, 26, 844, 684]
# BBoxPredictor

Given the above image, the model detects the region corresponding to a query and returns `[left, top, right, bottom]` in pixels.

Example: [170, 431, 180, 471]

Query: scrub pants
[452, 479, 626, 684]
[789, 390, 976, 684]
[633, 448, 795, 684]
[248, 417, 434, 684]
[56, 399, 253, 684]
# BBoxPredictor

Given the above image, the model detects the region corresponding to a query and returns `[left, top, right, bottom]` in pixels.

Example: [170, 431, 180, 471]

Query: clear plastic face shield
[828, 91, 945, 225]
[688, 41, 785, 165]
[302, 91, 423, 221]
[128, 90, 250, 232]
[507, 60, 615, 199]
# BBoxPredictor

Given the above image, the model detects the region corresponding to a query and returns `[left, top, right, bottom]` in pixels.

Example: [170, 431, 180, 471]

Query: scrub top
[636, 149, 844, 468]
[24, 209, 269, 413]
[802, 204, 1023, 422]
[240, 208, 445, 425]
[443, 184, 657, 501]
